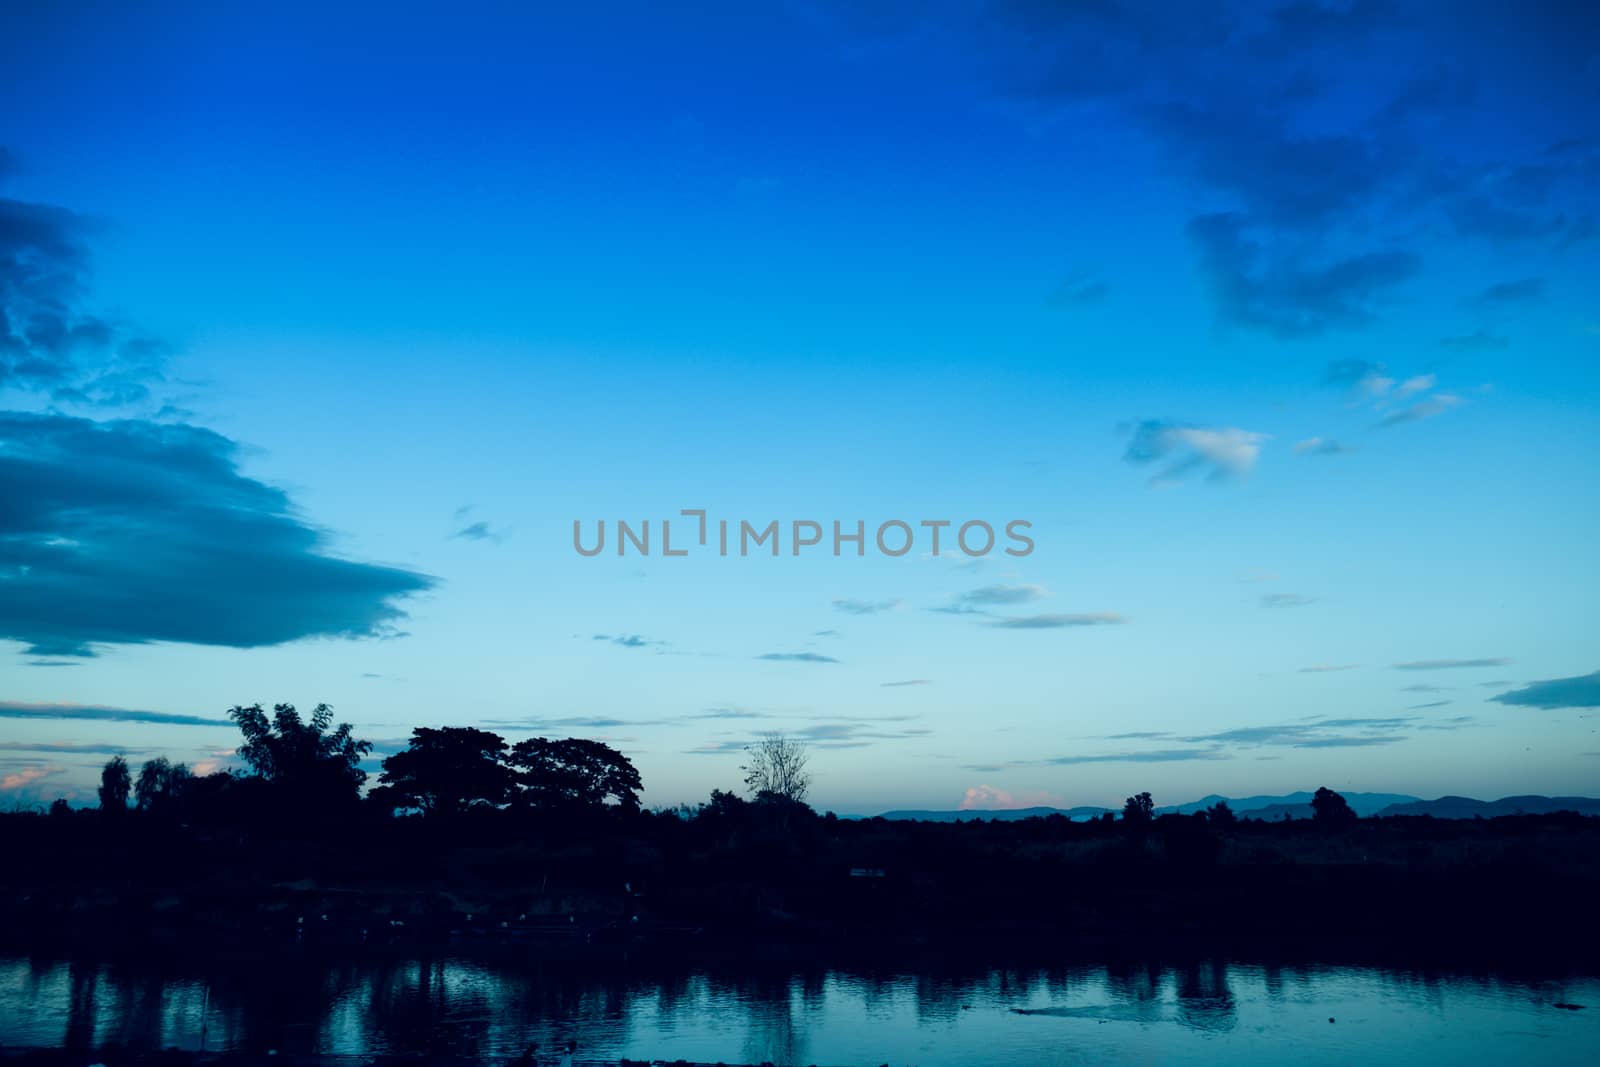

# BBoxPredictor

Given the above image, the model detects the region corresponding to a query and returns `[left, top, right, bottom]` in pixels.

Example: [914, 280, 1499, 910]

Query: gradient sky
[2, 1, 1597, 814]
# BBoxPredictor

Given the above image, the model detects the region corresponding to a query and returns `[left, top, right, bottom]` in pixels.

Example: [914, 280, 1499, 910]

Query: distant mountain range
[871, 792, 1600, 822]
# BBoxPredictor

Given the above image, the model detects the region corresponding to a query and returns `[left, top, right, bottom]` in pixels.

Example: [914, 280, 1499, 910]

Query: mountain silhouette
[873, 792, 1600, 822]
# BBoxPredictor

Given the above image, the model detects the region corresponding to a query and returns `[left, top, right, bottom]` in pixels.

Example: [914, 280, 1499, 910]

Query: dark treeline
[6, 704, 1600, 961]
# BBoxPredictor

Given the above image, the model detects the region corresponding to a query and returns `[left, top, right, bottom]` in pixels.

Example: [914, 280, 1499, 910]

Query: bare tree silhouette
[742, 732, 812, 804]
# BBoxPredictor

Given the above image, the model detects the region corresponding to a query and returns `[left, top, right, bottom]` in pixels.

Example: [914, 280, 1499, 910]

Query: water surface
[2, 953, 1594, 1065]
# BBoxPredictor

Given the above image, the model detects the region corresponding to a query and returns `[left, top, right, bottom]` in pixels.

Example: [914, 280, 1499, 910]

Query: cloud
[960, 784, 1066, 811]
[961, 583, 1046, 606]
[0, 412, 434, 657]
[985, 613, 1126, 630]
[451, 520, 507, 543]
[687, 717, 928, 755]
[1046, 748, 1226, 766]
[692, 706, 771, 720]
[1438, 330, 1509, 351]
[880, 679, 931, 687]
[0, 701, 230, 727]
[592, 633, 665, 649]
[480, 715, 632, 730]
[1180, 716, 1417, 749]
[1293, 437, 1355, 456]
[1290, 735, 1407, 749]
[0, 764, 64, 793]
[757, 652, 840, 663]
[1473, 277, 1545, 308]
[1393, 658, 1511, 671]
[934, 584, 1048, 615]
[1123, 418, 1266, 486]
[0, 168, 166, 405]
[1490, 670, 1600, 710]
[1260, 593, 1316, 608]
[1374, 391, 1464, 428]
[1187, 213, 1418, 338]
[1049, 274, 1110, 307]
[0, 741, 153, 755]
[831, 598, 900, 615]
[1407, 700, 1453, 710]
[1298, 664, 1359, 673]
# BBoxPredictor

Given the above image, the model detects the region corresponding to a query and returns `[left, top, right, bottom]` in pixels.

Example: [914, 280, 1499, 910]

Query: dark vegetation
[4, 704, 1598, 961]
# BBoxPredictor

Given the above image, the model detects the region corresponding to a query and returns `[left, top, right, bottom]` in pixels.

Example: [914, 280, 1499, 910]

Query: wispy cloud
[1124, 418, 1267, 486]
[1179, 716, 1418, 749]
[1049, 273, 1110, 307]
[1439, 329, 1509, 351]
[933, 584, 1048, 615]
[593, 633, 666, 649]
[1188, 213, 1418, 338]
[831, 598, 900, 615]
[451, 520, 507, 544]
[0, 765, 65, 793]
[1260, 593, 1317, 608]
[0, 702, 230, 727]
[880, 679, 932, 687]
[1490, 670, 1600, 710]
[1298, 664, 1359, 673]
[1375, 391, 1464, 428]
[0, 741, 153, 755]
[1393, 658, 1511, 671]
[984, 613, 1127, 630]
[757, 652, 840, 663]
[1473, 277, 1544, 308]
[1293, 437, 1355, 456]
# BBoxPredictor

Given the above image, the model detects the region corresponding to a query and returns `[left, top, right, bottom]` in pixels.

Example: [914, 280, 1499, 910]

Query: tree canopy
[228, 703, 370, 806]
[376, 726, 514, 816]
[98, 756, 130, 813]
[1312, 786, 1357, 826]
[508, 736, 642, 812]
[1123, 791, 1155, 824]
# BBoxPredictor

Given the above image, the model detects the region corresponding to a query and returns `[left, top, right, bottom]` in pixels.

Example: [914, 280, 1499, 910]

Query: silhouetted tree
[1123, 791, 1155, 824]
[508, 737, 642, 812]
[98, 756, 131, 813]
[742, 732, 811, 804]
[49, 797, 71, 817]
[134, 757, 192, 812]
[1311, 786, 1357, 826]
[377, 727, 514, 816]
[1206, 800, 1237, 827]
[228, 703, 370, 807]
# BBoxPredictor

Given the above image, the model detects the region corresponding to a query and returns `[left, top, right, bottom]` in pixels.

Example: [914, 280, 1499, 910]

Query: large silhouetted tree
[1312, 786, 1357, 827]
[134, 757, 192, 811]
[1123, 791, 1155, 824]
[228, 703, 370, 807]
[507, 737, 642, 812]
[742, 732, 811, 804]
[98, 756, 131, 813]
[376, 727, 514, 816]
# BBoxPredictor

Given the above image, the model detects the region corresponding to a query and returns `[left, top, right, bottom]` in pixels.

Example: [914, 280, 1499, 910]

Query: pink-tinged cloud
[960, 784, 1065, 811]
[0, 765, 63, 792]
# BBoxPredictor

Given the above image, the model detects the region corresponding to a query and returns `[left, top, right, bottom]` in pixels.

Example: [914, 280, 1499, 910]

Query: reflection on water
[2, 952, 1595, 1065]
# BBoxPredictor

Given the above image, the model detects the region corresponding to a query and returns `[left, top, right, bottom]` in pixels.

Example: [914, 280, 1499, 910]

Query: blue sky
[2, 1, 1597, 813]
